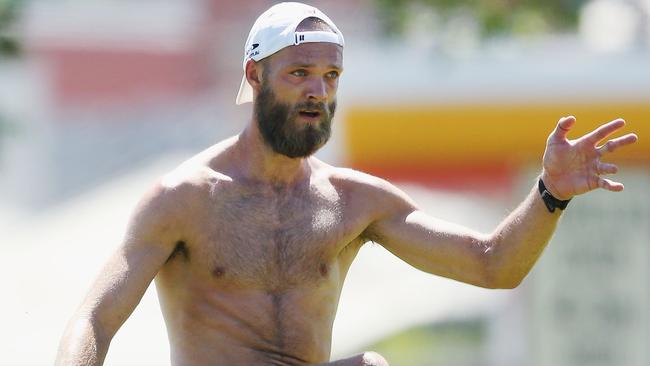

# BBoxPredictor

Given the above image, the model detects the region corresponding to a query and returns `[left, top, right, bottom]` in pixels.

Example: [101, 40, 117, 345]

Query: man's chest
[177, 182, 366, 289]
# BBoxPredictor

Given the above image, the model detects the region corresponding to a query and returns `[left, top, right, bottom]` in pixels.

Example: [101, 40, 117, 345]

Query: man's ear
[245, 59, 264, 91]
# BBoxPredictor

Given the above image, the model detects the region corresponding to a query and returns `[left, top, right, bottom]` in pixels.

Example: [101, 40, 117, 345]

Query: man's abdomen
[157, 277, 339, 366]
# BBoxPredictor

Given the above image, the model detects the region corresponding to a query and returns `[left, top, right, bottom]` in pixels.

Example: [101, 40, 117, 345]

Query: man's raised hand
[541, 116, 638, 201]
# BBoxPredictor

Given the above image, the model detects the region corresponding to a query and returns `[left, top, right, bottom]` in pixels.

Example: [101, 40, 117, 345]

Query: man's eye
[291, 70, 307, 77]
[326, 71, 339, 79]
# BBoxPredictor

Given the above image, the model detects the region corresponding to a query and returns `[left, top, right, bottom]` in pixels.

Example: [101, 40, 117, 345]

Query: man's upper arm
[357, 174, 495, 288]
[78, 183, 180, 339]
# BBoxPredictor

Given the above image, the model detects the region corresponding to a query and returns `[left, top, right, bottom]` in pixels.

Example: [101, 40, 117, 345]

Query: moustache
[293, 101, 331, 116]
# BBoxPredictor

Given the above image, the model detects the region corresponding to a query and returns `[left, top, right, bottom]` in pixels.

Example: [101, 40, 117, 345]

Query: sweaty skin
[154, 138, 385, 364]
[54, 40, 638, 366]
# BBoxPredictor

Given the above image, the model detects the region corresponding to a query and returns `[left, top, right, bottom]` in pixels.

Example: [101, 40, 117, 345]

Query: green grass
[363, 318, 486, 366]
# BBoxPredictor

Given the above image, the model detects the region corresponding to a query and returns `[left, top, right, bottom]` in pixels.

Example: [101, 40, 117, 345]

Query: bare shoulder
[319, 162, 414, 201]
[311, 158, 384, 188]
[160, 136, 237, 192]
[129, 138, 237, 245]
[311, 159, 418, 213]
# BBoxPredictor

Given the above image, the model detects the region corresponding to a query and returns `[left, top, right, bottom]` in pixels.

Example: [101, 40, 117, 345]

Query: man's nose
[306, 78, 328, 101]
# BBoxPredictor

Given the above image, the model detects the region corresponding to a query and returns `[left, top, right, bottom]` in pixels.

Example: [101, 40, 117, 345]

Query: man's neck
[234, 124, 310, 187]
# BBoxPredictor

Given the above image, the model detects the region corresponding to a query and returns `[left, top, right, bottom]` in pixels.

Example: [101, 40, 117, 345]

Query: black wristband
[538, 178, 571, 213]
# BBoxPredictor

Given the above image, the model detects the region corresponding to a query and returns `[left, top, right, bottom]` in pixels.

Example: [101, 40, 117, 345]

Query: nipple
[212, 266, 226, 278]
[319, 263, 329, 277]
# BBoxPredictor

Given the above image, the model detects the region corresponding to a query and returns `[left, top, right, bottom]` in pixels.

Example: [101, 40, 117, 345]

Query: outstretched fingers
[549, 116, 577, 143]
[597, 177, 625, 192]
[585, 118, 626, 145]
[597, 162, 619, 175]
[597, 133, 639, 156]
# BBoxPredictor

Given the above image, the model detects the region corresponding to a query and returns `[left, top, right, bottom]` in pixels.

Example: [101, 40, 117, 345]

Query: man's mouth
[299, 110, 321, 118]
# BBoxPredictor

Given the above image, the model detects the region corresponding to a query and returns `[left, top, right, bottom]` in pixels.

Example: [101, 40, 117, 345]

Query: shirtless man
[54, 2, 639, 365]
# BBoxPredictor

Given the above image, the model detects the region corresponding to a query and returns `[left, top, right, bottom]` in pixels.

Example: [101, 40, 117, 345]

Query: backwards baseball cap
[235, 2, 345, 105]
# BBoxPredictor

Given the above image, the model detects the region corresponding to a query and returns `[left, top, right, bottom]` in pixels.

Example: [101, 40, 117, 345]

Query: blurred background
[1, 0, 649, 365]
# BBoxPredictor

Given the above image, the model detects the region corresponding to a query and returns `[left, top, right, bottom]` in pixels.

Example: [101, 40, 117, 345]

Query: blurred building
[1, 1, 650, 366]
[0, 0, 372, 207]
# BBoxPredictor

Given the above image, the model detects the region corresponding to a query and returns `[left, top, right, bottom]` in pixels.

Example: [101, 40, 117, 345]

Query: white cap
[235, 2, 345, 105]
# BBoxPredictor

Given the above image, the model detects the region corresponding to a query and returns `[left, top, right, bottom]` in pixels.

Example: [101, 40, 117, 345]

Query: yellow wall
[345, 102, 650, 170]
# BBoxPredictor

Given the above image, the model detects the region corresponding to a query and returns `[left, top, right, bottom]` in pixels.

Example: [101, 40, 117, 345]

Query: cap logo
[246, 43, 261, 58]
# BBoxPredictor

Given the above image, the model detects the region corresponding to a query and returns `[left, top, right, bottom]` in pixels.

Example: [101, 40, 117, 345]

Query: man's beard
[254, 83, 336, 158]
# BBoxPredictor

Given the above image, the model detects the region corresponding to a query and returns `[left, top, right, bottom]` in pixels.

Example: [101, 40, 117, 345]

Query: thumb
[549, 116, 576, 143]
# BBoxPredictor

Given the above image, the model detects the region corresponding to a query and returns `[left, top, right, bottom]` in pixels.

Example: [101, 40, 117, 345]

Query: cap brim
[236, 74, 253, 105]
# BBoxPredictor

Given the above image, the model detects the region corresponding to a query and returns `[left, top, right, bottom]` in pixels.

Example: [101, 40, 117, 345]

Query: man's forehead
[270, 42, 343, 68]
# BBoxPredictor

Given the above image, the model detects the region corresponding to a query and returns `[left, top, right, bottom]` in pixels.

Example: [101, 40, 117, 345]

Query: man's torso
[153, 140, 374, 365]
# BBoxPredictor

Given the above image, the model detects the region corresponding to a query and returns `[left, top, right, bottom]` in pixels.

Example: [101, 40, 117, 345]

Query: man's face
[254, 42, 343, 158]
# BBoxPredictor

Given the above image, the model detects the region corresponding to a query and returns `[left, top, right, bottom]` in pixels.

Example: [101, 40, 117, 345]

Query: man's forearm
[487, 176, 564, 288]
[55, 316, 110, 366]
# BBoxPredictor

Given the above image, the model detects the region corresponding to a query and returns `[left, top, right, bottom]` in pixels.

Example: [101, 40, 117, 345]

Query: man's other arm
[361, 117, 637, 289]
[54, 184, 180, 366]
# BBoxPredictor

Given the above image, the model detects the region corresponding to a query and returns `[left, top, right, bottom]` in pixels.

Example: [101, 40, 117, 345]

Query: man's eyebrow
[286, 63, 343, 70]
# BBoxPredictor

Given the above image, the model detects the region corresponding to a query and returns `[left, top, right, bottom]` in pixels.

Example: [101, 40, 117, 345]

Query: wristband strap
[538, 178, 571, 213]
